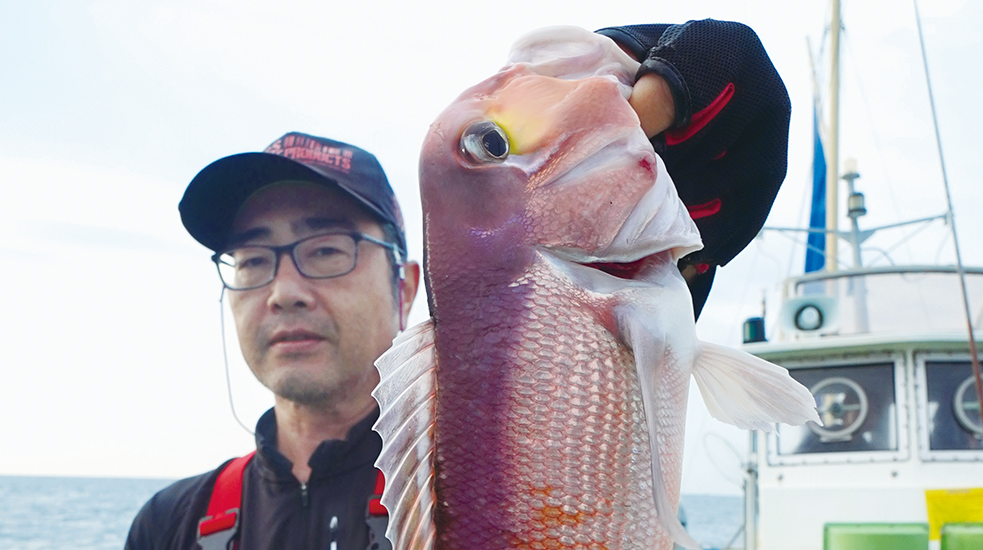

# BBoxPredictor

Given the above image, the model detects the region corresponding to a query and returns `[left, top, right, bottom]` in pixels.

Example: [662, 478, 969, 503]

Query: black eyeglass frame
[211, 231, 402, 291]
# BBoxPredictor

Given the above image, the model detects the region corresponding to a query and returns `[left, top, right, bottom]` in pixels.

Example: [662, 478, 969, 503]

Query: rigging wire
[746, 236, 784, 339]
[789, 166, 812, 276]
[702, 432, 746, 488]
[818, 1, 830, 69]
[863, 247, 897, 267]
[730, 244, 762, 344]
[877, 216, 941, 265]
[840, 28, 916, 264]
[723, 525, 745, 550]
[934, 228, 953, 265]
[697, 432, 746, 549]
[912, 0, 983, 426]
[766, 227, 853, 271]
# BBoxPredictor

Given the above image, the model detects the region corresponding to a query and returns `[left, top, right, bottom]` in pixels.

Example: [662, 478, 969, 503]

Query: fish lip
[541, 246, 658, 281]
[541, 245, 651, 268]
[578, 257, 653, 280]
[268, 328, 326, 345]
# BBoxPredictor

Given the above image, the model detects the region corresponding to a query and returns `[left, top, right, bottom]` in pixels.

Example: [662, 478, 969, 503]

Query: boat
[735, 1, 983, 549]
[741, 264, 983, 549]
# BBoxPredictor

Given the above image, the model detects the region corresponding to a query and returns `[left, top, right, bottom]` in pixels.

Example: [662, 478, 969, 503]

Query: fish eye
[460, 121, 509, 163]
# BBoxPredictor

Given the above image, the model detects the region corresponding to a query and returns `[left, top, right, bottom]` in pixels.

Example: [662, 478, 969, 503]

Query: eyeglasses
[212, 232, 400, 290]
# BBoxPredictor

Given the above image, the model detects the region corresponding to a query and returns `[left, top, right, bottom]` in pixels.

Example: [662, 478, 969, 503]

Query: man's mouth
[269, 329, 325, 346]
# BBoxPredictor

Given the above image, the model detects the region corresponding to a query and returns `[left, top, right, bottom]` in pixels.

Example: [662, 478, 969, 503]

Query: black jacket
[125, 408, 386, 550]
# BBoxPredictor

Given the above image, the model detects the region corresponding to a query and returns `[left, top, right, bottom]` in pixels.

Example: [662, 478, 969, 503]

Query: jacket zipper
[329, 516, 339, 550]
[299, 481, 309, 508]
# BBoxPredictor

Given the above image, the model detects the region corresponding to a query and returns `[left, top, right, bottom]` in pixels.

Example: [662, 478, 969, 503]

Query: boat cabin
[742, 266, 983, 550]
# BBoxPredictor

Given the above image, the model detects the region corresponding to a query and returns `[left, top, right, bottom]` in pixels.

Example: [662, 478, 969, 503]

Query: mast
[843, 159, 870, 332]
[744, 431, 758, 550]
[825, 0, 841, 272]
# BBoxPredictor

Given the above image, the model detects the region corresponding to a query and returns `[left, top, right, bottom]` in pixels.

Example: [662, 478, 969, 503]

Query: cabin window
[923, 361, 983, 451]
[776, 363, 898, 455]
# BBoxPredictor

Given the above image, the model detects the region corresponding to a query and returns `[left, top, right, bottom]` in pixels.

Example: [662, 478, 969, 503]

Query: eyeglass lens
[216, 234, 359, 289]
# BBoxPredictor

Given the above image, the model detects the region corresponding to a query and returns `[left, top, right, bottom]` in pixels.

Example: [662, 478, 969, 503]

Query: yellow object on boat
[925, 488, 983, 540]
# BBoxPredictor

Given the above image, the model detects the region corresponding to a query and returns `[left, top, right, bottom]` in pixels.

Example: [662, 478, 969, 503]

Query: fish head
[420, 27, 701, 274]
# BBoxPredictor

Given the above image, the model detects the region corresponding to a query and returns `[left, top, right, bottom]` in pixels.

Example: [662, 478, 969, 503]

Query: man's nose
[267, 252, 315, 310]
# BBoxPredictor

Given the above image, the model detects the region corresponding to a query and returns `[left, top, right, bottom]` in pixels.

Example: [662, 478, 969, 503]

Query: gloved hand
[629, 72, 677, 138]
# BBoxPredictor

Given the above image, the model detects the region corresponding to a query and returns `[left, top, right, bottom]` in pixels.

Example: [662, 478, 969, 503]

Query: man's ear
[398, 261, 421, 328]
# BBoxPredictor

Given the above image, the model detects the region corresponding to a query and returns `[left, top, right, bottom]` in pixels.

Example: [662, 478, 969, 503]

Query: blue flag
[805, 107, 827, 273]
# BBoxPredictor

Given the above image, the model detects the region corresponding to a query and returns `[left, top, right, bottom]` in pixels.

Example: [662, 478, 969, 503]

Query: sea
[0, 476, 743, 549]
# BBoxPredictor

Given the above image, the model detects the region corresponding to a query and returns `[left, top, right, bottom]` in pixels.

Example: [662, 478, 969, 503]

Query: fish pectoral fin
[692, 342, 821, 431]
[622, 314, 702, 550]
[372, 319, 438, 550]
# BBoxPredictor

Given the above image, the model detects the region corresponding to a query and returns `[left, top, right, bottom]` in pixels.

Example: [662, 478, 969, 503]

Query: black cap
[179, 132, 406, 257]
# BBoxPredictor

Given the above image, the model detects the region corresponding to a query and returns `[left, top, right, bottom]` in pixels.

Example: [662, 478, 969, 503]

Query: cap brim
[179, 152, 391, 252]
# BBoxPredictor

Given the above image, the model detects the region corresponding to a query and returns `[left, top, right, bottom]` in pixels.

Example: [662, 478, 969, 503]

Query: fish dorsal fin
[692, 342, 821, 431]
[372, 319, 438, 550]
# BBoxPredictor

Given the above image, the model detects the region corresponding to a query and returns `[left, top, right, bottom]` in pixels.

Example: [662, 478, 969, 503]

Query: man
[126, 131, 420, 550]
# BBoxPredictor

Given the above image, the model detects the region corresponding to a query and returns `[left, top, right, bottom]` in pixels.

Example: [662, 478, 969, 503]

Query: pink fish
[374, 26, 819, 550]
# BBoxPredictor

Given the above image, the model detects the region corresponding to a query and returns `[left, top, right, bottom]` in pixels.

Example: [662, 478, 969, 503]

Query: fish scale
[432, 257, 665, 550]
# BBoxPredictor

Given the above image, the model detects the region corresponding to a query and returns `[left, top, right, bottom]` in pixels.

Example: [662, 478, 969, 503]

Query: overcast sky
[2, 0, 980, 496]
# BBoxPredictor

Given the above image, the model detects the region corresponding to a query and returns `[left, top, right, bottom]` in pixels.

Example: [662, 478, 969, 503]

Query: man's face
[226, 182, 400, 408]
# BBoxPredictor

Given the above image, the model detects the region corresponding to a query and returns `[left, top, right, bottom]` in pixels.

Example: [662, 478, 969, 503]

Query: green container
[824, 523, 929, 550]
[941, 522, 983, 550]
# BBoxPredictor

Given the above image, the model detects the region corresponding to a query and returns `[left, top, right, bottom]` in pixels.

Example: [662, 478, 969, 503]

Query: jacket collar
[253, 407, 382, 482]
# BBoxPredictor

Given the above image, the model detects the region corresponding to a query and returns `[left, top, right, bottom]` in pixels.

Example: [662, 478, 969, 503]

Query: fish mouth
[578, 256, 654, 280]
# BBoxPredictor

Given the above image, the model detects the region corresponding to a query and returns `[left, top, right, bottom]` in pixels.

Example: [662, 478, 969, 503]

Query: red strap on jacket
[197, 451, 256, 550]
[368, 469, 387, 516]
[197, 453, 387, 549]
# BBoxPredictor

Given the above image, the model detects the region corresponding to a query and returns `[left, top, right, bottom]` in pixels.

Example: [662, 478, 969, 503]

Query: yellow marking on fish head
[485, 75, 579, 156]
